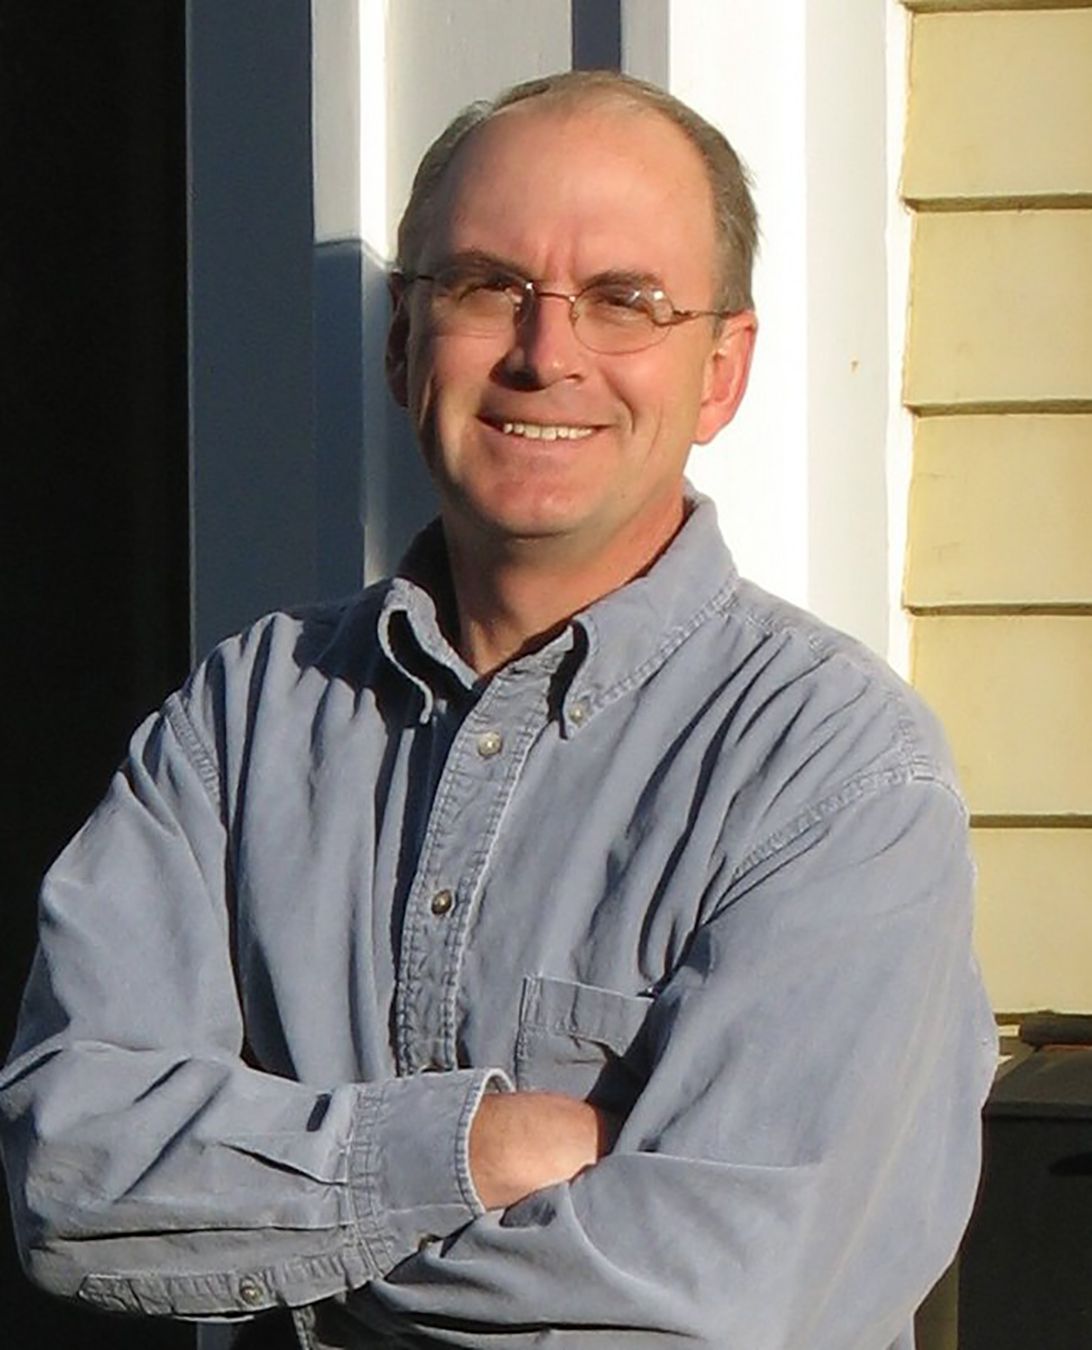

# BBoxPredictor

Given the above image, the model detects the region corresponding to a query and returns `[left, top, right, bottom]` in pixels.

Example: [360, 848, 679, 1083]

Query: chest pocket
[515, 974, 654, 1113]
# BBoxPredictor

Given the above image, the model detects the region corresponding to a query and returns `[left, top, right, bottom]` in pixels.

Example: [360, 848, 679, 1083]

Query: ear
[385, 273, 410, 408]
[694, 310, 757, 445]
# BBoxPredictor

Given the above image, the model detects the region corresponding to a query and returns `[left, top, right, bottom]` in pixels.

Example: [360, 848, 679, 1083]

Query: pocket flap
[518, 975, 653, 1057]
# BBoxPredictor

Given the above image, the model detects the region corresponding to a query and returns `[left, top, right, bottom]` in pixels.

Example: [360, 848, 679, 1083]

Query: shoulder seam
[164, 694, 223, 813]
[592, 582, 738, 710]
[734, 597, 944, 774]
[729, 765, 964, 883]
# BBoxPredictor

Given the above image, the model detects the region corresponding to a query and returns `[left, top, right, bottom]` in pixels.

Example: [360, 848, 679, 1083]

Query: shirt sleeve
[0, 699, 510, 1319]
[352, 774, 998, 1349]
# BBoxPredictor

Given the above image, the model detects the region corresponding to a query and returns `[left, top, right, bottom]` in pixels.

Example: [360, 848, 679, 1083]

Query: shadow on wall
[317, 236, 438, 584]
[313, 236, 371, 596]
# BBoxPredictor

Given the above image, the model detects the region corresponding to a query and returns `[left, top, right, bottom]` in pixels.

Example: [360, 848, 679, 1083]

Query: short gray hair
[395, 69, 759, 313]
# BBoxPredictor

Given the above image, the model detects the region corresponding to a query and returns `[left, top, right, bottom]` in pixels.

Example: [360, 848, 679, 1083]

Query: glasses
[399, 264, 732, 355]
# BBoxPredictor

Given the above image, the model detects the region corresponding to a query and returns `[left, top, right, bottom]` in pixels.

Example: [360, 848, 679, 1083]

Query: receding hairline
[434, 91, 715, 233]
[489, 78, 686, 129]
[396, 70, 758, 311]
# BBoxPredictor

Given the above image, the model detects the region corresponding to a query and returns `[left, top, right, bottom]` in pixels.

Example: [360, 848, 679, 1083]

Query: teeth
[501, 421, 595, 442]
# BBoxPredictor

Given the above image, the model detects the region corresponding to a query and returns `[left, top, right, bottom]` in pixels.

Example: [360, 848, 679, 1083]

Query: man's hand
[469, 1091, 615, 1210]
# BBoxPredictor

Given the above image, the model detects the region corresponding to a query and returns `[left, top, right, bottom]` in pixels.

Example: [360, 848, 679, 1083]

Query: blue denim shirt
[1, 494, 995, 1348]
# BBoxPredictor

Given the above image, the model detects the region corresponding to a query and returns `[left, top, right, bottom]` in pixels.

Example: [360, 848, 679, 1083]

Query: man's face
[389, 99, 755, 570]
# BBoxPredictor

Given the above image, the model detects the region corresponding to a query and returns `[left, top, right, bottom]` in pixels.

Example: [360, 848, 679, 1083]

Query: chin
[455, 481, 599, 543]
[480, 509, 586, 546]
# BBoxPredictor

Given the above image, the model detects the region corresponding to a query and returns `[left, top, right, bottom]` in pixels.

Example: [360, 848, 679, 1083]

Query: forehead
[426, 99, 718, 292]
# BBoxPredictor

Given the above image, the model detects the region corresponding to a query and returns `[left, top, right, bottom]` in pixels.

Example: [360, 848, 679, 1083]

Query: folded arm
[0, 702, 510, 1316]
[354, 774, 997, 1348]
[1, 696, 995, 1346]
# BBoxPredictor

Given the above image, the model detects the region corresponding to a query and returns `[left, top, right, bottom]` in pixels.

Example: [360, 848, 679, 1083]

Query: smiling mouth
[499, 420, 596, 442]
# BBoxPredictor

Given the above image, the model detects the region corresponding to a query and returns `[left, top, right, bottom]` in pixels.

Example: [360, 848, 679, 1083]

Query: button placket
[393, 664, 555, 1074]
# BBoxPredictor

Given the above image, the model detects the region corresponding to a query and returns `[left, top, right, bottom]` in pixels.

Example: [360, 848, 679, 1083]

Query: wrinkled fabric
[1, 494, 996, 1348]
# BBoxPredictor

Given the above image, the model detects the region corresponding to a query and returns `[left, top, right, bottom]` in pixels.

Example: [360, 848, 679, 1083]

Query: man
[2, 71, 995, 1348]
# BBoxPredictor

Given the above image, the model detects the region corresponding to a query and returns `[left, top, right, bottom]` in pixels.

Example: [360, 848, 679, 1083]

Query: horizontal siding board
[906, 1, 1092, 11]
[905, 211, 1092, 408]
[905, 414, 1092, 606]
[973, 828, 1092, 1012]
[904, 10, 1092, 202]
[911, 615, 1092, 814]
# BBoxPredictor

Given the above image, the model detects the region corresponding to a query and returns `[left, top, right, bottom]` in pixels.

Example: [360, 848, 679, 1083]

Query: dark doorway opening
[1, 2, 191, 1343]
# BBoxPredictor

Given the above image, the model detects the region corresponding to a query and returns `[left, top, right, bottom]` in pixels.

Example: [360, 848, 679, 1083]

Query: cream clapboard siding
[905, 211, 1092, 409]
[901, 0, 1090, 12]
[902, 2, 1092, 1013]
[906, 0, 1092, 13]
[912, 615, 1092, 816]
[975, 830, 1092, 1011]
[906, 415, 1092, 605]
[903, 8, 1092, 204]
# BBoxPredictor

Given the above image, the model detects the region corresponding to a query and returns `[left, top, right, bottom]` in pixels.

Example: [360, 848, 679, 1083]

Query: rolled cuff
[350, 1067, 512, 1271]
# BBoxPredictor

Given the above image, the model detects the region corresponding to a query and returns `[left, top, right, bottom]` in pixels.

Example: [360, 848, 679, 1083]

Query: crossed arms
[0, 680, 996, 1347]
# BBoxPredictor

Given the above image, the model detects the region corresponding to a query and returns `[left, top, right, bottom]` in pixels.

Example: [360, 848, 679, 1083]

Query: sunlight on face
[396, 97, 755, 574]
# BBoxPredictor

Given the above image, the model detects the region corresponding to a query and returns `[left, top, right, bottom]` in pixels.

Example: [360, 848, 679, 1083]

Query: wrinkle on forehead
[424, 98, 718, 296]
[446, 95, 705, 201]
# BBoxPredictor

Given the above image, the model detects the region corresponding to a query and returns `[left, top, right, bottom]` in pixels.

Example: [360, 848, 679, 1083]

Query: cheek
[611, 353, 700, 435]
[662, 345, 714, 421]
[408, 334, 483, 419]
[406, 336, 450, 440]
[404, 327, 430, 407]
[604, 353, 662, 419]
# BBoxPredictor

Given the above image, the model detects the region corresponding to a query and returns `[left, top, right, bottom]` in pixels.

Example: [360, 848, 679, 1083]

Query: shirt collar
[377, 520, 478, 715]
[377, 487, 738, 723]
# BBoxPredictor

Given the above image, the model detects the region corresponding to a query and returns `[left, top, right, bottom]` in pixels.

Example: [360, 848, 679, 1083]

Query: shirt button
[431, 888, 455, 916]
[476, 730, 503, 757]
[569, 699, 588, 725]
[238, 1277, 263, 1306]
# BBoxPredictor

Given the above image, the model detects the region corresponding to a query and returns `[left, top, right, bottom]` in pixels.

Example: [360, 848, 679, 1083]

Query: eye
[581, 283, 661, 326]
[479, 271, 523, 294]
[437, 267, 524, 306]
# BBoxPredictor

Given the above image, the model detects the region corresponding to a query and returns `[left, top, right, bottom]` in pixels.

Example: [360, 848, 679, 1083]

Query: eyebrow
[434, 250, 666, 293]
[433, 249, 528, 278]
[585, 267, 667, 293]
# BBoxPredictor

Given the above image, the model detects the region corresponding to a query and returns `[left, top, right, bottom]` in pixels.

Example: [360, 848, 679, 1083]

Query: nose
[503, 291, 586, 387]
